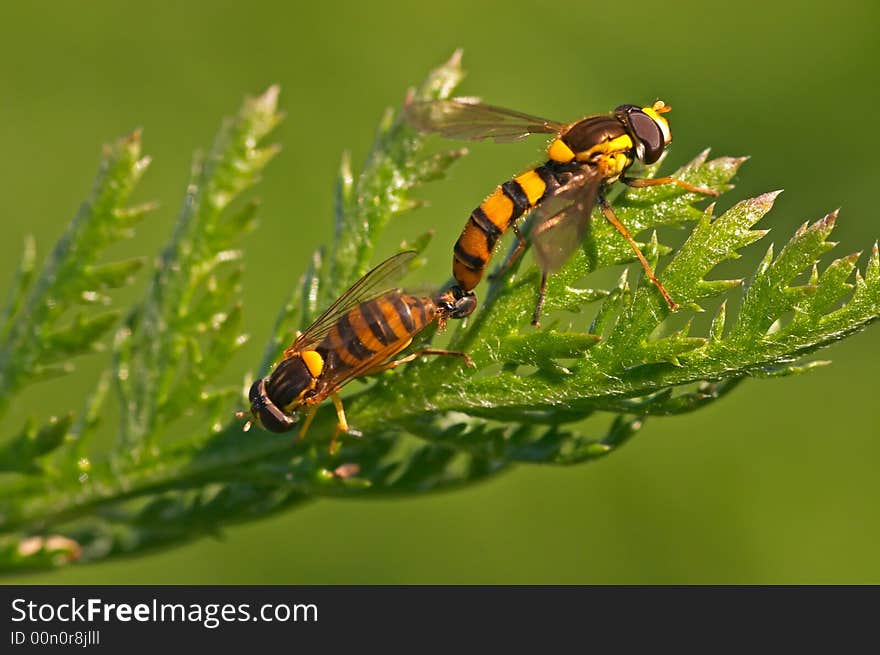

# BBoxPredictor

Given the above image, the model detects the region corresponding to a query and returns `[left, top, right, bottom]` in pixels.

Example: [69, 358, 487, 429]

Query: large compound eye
[257, 404, 298, 433]
[249, 378, 298, 433]
[627, 109, 665, 164]
[248, 378, 265, 409]
[450, 292, 477, 319]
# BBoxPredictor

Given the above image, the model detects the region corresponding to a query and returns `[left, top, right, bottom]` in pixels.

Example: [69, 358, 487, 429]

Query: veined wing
[530, 170, 601, 273]
[284, 251, 417, 356]
[317, 326, 420, 396]
[403, 97, 565, 143]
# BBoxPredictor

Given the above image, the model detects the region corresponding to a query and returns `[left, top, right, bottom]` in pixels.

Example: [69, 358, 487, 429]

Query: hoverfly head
[435, 286, 477, 321]
[616, 101, 672, 165]
[245, 376, 299, 433]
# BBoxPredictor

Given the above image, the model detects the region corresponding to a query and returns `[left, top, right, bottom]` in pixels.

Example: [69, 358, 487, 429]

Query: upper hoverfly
[404, 96, 719, 325]
[239, 251, 475, 452]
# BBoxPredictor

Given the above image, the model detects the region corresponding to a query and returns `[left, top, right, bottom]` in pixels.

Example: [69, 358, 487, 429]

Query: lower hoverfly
[404, 96, 719, 325]
[239, 251, 475, 451]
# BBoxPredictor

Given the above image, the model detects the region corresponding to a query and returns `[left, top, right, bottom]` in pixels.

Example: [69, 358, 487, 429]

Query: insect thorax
[561, 115, 630, 157]
[265, 354, 319, 411]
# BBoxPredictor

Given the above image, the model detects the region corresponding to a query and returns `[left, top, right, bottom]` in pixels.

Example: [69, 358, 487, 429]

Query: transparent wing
[403, 97, 565, 143]
[318, 329, 419, 395]
[530, 170, 601, 273]
[284, 251, 417, 356]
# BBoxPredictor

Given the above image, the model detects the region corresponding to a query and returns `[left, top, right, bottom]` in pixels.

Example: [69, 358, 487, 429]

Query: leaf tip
[740, 190, 783, 219]
[257, 84, 281, 109]
[135, 154, 152, 173]
[124, 128, 142, 145]
[819, 208, 839, 231]
[865, 242, 879, 283]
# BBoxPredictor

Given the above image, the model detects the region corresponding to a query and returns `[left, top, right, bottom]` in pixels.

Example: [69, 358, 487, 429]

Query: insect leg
[298, 405, 318, 440]
[414, 348, 474, 367]
[621, 175, 719, 198]
[328, 393, 353, 454]
[488, 223, 528, 281]
[327, 349, 473, 452]
[531, 271, 548, 327]
[598, 193, 678, 311]
[362, 348, 474, 375]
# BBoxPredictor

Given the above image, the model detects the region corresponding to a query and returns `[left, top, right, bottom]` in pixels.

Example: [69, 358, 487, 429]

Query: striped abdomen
[262, 291, 436, 417]
[318, 290, 436, 371]
[452, 161, 578, 291]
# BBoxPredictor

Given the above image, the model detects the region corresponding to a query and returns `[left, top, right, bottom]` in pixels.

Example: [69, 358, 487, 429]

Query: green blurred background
[2, 0, 879, 583]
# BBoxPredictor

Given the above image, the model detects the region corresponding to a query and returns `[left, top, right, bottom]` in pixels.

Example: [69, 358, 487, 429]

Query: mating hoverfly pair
[241, 96, 717, 449]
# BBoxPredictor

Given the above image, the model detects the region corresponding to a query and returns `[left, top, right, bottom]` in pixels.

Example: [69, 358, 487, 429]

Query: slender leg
[328, 393, 350, 454]
[489, 223, 528, 281]
[328, 350, 474, 452]
[361, 348, 474, 375]
[298, 405, 318, 440]
[531, 271, 548, 327]
[621, 175, 719, 197]
[598, 193, 678, 311]
[415, 348, 474, 367]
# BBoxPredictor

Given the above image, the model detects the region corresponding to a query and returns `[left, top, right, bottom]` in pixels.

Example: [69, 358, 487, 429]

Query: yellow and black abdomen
[319, 290, 436, 371]
[259, 291, 436, 428]
[452, 162, 578, 292]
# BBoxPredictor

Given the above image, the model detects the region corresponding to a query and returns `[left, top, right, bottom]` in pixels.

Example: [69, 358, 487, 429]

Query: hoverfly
[404, 96, 719, 325]
[239, 251, 475, 451]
